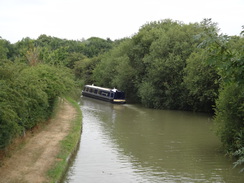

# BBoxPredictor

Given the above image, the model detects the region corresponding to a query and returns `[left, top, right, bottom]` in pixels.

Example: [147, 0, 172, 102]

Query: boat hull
[82, 91, 126, 104]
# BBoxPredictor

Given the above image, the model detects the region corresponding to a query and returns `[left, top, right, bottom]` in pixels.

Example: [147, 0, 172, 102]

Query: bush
[214, 83, 244, 153]
[0, 62, 76, 149]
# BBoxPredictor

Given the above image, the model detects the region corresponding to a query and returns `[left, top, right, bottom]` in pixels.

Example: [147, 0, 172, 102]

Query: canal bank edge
[47, 97, 82, 183]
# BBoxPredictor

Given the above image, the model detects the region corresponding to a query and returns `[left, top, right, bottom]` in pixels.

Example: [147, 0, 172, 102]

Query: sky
[0, 0, 243, 43]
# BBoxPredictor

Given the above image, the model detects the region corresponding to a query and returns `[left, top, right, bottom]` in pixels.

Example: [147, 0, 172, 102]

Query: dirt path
[0, 99, 77, 183]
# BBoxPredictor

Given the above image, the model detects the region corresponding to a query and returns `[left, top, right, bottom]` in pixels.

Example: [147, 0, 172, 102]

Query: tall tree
[200, 19, 244, 171]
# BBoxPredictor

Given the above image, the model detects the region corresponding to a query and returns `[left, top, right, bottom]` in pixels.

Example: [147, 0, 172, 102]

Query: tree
[184, 50, 219, 112]
[136, 20, 205, 109]
[200, 18, 244, 170]
[25, 46, 41, 66]
[83, 37, 113, 58]
[74, 56, 99, 84]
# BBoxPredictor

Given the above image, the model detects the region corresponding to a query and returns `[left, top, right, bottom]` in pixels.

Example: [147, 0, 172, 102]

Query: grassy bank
[47, 97, 82, 183]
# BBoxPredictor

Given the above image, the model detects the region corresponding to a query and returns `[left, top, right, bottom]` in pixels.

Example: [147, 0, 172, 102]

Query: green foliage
[138, 81, 159, 108]
[83, 37, 113, 58]
[92, 52, 117, 87]
[43, 47, 70, 66]
[0, 38, 9, 59]
[233, 131, 244, 172]
[184, 50, 219, 112]
[13, 37, 36, 63]
[74, 56, 100, 84]
[0, 61, 75, 149]
[214, 83, 244, 151]
[198, 19, 244, 85]
[112, 55, 136, 93]
[12, 35, 113, 69]
[93, 20, 212, 108]
[0, 34, 113, 150]
[0, 82, 21, 148]
[200, 19, 244, 170]
[214, 82, 244, 170]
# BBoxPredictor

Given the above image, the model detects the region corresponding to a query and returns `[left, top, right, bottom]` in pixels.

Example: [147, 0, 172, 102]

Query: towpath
[0, 99, 77, 183]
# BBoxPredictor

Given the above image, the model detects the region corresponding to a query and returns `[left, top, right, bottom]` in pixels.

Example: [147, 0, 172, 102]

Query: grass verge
[47, 97, 82, 183]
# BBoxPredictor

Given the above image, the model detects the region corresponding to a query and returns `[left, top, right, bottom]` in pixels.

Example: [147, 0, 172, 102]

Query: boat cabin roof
[85, 85, 119, 92]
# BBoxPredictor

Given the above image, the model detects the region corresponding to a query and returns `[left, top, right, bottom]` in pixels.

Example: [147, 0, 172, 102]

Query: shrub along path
[0, 99, 77, 183]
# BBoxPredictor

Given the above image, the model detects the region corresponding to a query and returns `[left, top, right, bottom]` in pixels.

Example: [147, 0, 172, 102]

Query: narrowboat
[82, 84, 126, 104]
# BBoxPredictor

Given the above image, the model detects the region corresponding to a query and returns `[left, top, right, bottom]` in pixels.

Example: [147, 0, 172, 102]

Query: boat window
[101, 91, 109, 96]
[94, 89, 98, 94]
[111, 93, 114, 98]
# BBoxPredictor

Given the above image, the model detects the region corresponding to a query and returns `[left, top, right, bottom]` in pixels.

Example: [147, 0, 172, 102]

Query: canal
[63, 97, 244, 183]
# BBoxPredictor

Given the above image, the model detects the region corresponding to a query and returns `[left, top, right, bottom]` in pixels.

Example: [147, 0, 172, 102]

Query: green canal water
[63, 97, 244, 183]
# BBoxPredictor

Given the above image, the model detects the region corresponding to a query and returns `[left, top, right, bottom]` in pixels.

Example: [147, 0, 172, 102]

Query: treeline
[0, 35, 113, 149]
[91, 19, 243, 170]
[94, 19, 221, 112]
[0, 19, 243, 170]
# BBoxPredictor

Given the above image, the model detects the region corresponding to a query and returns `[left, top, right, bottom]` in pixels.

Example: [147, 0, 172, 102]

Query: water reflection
[63, 97, 244, 183]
